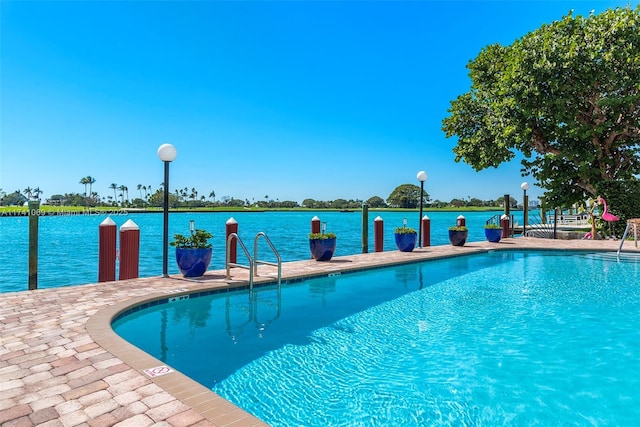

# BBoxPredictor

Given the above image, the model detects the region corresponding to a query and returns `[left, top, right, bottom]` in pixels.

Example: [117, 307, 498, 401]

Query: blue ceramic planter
[484, 228, 502, 243]
[310, 238, 337, 261]
[448, 230, 468, 246]
[175, 247, 212, 277]
[394, 233, 417, 252]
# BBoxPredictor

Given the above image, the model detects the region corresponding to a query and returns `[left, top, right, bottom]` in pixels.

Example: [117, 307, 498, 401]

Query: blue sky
[1, 0, 637, 205]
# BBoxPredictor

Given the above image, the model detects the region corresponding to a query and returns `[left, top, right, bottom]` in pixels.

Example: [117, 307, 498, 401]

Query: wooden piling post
[28, 200, 39, 290]
[374, 216, 383, 252]
[311, 216, 320, 234]
[422, 215, 431, 247]
[362, 203, 368, 253]
[226, 217, 238, 264]
[98, 217, 117, 282]
[119, 219, 140, 280]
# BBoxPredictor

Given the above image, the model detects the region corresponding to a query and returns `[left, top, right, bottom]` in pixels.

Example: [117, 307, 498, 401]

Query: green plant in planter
[394, 226, 417, 234]
[170, 228, 213, 277]
[170, 229, 213, 248]
[309, 232, 337, 240]
[484, 224, 502, 229]
[448, 225, 469, 232]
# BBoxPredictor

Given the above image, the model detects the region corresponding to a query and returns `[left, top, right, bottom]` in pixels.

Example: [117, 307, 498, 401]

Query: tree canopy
[387, 184, 430, 208]
[442, 6, 640, 207]
[0, 191, 27, 206]
[366, 196, 388, 208]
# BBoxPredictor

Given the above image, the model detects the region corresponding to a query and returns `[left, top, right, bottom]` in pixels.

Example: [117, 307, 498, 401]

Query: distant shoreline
[0, 206, 511, 217]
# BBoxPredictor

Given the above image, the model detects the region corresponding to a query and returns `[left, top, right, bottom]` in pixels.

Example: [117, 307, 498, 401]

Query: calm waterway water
[0, 210, 518, 293]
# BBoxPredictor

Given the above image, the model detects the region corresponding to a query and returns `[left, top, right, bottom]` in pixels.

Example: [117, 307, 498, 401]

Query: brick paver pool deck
[1, 238, 638, 426]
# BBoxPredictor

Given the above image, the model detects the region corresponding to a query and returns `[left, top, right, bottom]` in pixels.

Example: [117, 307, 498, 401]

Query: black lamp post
[521, 181, 529, 237]
[158, 143, 177, 277]
[417, 170, 428, 247]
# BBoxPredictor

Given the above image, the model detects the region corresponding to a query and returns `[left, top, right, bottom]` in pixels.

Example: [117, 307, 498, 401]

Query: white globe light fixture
[417, 170, 428, 247]
[157, 143, 177, 162]
[158, 143, 177, 277]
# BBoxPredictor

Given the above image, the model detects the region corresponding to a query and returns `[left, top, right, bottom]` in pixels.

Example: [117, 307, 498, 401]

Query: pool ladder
[226, 232, 282, 292]
[617, 218, 640, 259]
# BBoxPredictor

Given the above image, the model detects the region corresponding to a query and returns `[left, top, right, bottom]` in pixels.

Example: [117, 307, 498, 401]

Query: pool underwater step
[580, 251, 640, 263]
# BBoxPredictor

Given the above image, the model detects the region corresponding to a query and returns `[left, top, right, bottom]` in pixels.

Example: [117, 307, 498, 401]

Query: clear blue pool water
[114, 250, 640, 426]
[0, 210, 518, 292]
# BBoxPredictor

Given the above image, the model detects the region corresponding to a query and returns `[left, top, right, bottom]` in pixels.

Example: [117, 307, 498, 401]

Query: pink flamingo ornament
[598, 197, 620, 222]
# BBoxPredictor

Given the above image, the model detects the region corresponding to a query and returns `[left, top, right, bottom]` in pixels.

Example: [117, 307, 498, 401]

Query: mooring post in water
[374, 216, 383, 252]
[310, 216, 320, 259]
[98, 217, 117, 282]
[310, 216, 320, 234]
[119, 219, 140, 280]
[226, 217, 238, 264]
[362, 203, 369, 253]
[501, 214, 511, 239]
[421, 215, 431, 247]
[28, 200, 40, 290]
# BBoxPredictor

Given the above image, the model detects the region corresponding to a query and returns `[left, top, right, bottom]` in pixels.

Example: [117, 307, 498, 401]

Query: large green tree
[442, 6, 640, 207]
[1, 190, 27, 206]
[387, 184, 430, 208]
[366, 196, 388, 208]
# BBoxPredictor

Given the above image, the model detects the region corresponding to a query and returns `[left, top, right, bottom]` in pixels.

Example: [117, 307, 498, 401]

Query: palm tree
[79, 177, 88, 195]
[23, 187, 33, 199]
[109, 183, 118, 204]
[87, 176, 96, 195]
[209, 190, 216, 203]
[33, 187, 43, 200]
[137, 184, 143, 199]
[118, 185, 127, 205]
[190, 188, 198, 206]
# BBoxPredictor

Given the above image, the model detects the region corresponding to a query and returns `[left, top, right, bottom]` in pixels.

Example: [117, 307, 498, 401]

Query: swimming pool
[112, 250, 640, 426]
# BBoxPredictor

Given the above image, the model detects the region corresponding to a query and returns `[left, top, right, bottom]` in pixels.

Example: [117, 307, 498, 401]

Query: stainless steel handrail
[253, 232, 282, 287]
[226, 232, 254, 289]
